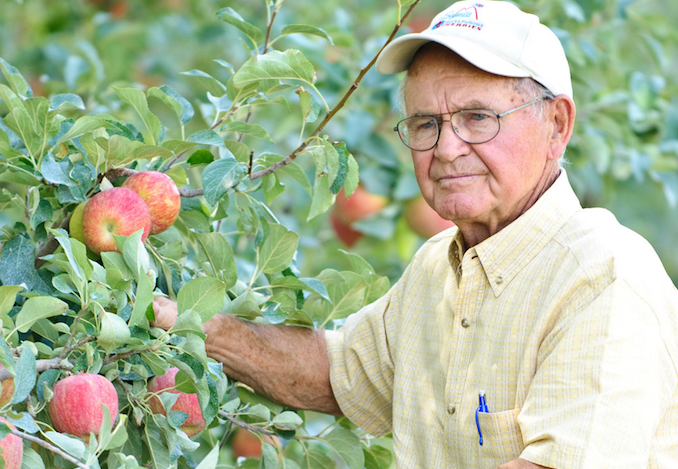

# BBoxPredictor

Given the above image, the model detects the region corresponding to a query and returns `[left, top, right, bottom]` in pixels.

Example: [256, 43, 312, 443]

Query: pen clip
[475, 390, 488, 446]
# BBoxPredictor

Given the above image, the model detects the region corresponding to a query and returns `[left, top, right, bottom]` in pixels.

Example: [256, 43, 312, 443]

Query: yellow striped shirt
[326, 171, 678, 468]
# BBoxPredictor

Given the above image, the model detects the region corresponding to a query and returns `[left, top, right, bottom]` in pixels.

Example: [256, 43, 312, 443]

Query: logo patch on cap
[431, 3, 485, 32]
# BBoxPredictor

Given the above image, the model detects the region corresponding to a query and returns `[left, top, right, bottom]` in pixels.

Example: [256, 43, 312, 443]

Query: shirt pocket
[477, 408, 524, 463]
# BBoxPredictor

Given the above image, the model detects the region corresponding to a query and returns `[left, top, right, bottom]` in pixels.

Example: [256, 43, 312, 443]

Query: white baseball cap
[376, 0, 573, 98]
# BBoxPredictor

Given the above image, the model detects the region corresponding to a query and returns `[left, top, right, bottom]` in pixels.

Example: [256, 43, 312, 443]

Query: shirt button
[496, 276, 504, 284]
[447, 405, 456, 415]
[461, 318, 470, 328]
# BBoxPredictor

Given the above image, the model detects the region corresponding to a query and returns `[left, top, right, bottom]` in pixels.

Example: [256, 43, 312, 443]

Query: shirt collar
[448, 170, 582, 295]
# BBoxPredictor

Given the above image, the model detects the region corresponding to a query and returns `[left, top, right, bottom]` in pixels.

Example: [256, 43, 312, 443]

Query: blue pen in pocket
[475, 390, 488, 446]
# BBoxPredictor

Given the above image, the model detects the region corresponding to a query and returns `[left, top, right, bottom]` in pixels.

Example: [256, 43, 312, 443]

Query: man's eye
[469, 112, 490, 121]
[418, 119, 437, 130]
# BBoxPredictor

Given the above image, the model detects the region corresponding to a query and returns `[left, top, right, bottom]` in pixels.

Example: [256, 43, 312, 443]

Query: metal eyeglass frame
[394, 97, 547, 151]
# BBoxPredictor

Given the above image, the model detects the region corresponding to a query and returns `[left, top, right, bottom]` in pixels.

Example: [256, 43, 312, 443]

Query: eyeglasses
[394, 97, 546, 151]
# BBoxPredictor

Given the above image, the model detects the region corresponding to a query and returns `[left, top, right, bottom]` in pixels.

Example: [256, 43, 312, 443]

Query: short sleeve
[518, 279, 678, 468]
[326, 293, 396, 436]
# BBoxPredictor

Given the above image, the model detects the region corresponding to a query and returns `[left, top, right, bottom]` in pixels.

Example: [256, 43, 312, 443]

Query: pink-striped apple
[48, 374, 119, 439]
[404, 196, 455, 238]
[122, 171, 181, 235]
[147, 367, 205, 437]
[0, 418, 22, 469]
[82, 187, 152, 254]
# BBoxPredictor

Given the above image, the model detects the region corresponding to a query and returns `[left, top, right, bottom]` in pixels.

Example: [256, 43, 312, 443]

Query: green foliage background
[0, 0, 676, 468]
[2, 0, 677, 284]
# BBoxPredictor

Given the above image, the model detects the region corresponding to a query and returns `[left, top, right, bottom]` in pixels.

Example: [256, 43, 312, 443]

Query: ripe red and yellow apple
[404, 196, 455, 238]
[47, 373, 119, 439]
[122, 171, 181, 235]
[0, 418, 22, 469]
[331, 186, 388, 246]
[0, 364, 14, 408]
[81, 187, 152, 254]
[147, 367, 205, 437]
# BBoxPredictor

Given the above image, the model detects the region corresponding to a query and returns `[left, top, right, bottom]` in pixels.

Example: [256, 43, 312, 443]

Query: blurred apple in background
[147, 367, 205, 437]
[404, 196, 455, 238]
[331, 185, 388, 246]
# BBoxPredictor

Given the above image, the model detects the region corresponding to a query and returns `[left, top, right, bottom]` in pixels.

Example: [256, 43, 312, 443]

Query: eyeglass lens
[397, 110, 500, 150]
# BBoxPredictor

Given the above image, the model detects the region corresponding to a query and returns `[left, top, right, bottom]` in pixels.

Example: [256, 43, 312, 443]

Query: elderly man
[154, 1, 678, 468]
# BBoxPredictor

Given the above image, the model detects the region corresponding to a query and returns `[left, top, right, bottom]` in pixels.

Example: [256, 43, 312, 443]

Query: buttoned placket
[443, 245, 485, 462]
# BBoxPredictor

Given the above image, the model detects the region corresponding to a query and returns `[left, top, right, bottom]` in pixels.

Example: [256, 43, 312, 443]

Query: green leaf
[99, 312, 131, 353]
[119, 229, 149, 280]
[50, 93, 86, 110]
[148, 85, 194, 126]
[194, 232, 237, 288]
[56, 116, 111, 145]
[15, 296, 69, 333]
[170, 310, 206, 339]
[0, 285, 23, 319]
[223, 121, 274, 142]
[143, 418, 171, 469]
[11, 347, 36, 404]
[180, 70, 227, 96]
[323, 428, 365, 469]
[0, 58, 31, 97]
[3, 106, 40, 155]
[301, 447, 336, 469]
[272, 411, 303, 431]
[216, 8, 264, 47]
[114, 87, 162, 145]
[280, 24, 333, 44]
[129, 271, 154, 328]
[18, 447, 45, 469]
[201, 157, 247, 206]
[177, 278, 226, 323]
[269, 276, 330, 300]
[187, 129, 227, 149]
[258, 223, 300, 274]
[194, 444, 220, 469]
[307, 169, 334, 221]
[233, 50, 316, 89]
[297, 87, 321, 123]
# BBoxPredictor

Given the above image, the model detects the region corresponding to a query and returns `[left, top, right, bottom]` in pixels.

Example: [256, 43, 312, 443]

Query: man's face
[404, 45, 558, 241]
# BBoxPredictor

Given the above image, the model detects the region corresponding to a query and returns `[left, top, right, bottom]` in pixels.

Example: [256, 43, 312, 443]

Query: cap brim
[376, 32, 530, 80]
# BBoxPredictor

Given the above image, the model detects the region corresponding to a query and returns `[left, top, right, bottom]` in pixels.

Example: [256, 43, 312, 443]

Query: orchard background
[0, 0, 676, 468]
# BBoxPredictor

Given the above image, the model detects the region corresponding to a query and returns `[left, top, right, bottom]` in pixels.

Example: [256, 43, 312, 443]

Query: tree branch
[219, 410, 276, 437]
[248, 0, 421, 181]
[0, 357, 73, 382]
[11, 428, 90, 469]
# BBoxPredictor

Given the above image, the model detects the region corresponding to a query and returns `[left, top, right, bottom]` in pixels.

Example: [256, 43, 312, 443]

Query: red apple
[231, 427, 279, 459]
[331, 186, 388, 246]
[0, 418, 22, 469]
[0, 364, 14, 408]
[329, 212, 363, 247]
[404, 196, 456, 238]
[122, 171, 181, 235]
[47, 373, 119, 439]
[147, 368, 205, 437]
[82, 187, 152, 254]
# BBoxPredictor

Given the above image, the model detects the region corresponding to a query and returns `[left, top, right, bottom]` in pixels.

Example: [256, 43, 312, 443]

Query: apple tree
[0, 0, 426, 467]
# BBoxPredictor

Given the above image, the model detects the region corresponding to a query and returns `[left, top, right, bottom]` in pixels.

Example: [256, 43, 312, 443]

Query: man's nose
[434, 120, 471, 161]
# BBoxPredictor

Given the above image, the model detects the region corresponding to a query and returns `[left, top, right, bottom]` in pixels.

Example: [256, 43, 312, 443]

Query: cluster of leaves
[0, 0, 423, 467]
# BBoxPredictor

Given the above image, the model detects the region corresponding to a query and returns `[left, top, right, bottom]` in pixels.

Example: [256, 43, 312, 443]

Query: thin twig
[218, 410, 276, 437]
[102, 346, 158, 366]
[0, 357, 74, 382]
[248, 0, 421, 181]
[11, 428, 91, 469]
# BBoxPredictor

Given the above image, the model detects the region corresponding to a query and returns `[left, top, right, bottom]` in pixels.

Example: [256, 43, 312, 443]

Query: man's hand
[148, 296, 341, 415]
[496, 459, 550, 469]
[151, 296, 178, 330]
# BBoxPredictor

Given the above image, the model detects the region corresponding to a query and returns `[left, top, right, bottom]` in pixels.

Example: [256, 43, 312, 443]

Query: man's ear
[547, 95, 576, 161]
